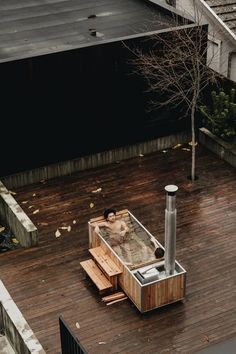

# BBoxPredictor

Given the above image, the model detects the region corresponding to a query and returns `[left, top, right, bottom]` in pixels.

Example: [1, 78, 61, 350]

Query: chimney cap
[165, 185, 178, 193]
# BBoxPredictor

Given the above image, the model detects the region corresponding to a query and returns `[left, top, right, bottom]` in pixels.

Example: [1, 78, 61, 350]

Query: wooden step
[89, 246, 122, 277]
[80, 259, 112, 292]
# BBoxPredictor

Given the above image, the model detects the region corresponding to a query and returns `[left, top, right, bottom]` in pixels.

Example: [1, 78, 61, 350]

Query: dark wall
[1, 38, 188, 176]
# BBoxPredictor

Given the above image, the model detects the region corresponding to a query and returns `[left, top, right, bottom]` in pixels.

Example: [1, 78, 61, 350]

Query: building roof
[0, 0, 186, 63]
[204, 0, 236, 35]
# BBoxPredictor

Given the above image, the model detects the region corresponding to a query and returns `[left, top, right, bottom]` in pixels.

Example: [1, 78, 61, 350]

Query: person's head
[103, 208, 116, 222]
[155, 247, 165, 259]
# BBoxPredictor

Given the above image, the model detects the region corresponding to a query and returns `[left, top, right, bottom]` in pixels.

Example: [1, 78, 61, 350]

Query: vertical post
[164, 185, 178, 276]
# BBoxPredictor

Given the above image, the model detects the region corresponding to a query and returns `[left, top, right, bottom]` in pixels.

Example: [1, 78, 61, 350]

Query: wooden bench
[89, 247, 122, 289]
[80, 259, 112, 293]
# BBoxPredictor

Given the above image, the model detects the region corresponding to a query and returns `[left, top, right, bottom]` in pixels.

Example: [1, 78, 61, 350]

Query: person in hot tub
[94, 208, 129, 247]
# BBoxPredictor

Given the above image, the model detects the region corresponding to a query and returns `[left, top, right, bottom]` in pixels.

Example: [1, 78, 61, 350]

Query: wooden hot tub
[84, 209, 186, 313]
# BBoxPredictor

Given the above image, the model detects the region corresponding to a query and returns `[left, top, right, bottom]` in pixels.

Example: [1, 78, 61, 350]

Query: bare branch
[124, 6, 223, 181]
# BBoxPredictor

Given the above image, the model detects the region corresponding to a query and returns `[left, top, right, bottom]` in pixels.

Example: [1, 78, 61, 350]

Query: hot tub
[88, 209, 186, 313]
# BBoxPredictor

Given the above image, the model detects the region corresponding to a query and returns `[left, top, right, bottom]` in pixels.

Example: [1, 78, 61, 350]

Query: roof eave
[199, 0, 236, 44]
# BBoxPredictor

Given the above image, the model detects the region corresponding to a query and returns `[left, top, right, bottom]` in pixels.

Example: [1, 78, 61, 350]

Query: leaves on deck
[182, 148, 190, 151]
[92, 188, 102, 193]
[33, 193, 36, 197]
[75, 322, 80, 329]
[172, 143, 182, 149]
[22, 201, 28, 204]
[55, 229, 61, 238]
[90, 202, 95, 208]
[73, 220, 77, 224]
[59, 225, 71, 232]
[0, 226, 5, 233]
[202, 335, 209, 342]
[188, 141, 198, 146]
[9, 190, 17, 195]
[33, 209, 39, 214]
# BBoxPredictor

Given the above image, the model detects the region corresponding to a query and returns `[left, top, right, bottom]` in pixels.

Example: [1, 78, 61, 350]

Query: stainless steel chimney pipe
[164, 185, 178, 276]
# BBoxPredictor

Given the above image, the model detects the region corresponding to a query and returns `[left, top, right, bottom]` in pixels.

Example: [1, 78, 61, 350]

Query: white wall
[229, 53, 236, 82]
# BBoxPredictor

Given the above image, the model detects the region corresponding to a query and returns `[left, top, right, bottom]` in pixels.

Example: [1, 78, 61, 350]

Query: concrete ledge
[2, 131, 191, 189]
[0, 181, 38, 247]
[0, 280, 46, 354]
[199, 127, 236, 168]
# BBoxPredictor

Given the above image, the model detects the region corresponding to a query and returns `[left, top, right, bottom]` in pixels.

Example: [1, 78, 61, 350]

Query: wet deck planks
[0, 144, 236, 353]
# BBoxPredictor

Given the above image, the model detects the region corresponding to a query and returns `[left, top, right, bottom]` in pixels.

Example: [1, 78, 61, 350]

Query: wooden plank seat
[80, 259, 112, 292]
[89, 246, 122, 277]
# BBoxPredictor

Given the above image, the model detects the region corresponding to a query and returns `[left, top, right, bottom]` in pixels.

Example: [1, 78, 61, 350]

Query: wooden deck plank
[0, 144, 236, 353]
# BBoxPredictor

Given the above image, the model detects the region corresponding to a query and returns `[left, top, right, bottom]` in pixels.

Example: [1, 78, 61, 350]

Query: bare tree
[126, 14, 220, 181]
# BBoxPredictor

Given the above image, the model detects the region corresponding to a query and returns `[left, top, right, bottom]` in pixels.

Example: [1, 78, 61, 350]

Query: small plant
[200, 88, 236, 141]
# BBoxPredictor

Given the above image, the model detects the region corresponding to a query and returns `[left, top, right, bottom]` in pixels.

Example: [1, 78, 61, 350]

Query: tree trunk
[191, 100, 196, 181]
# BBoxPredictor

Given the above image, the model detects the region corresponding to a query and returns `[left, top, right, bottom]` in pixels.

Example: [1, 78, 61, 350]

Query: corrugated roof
[0, 0, 184, 63]
[205, 0, 236, 35]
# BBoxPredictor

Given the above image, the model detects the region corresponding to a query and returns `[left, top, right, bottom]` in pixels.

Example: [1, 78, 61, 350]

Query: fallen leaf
[92, 188, 102, 193]
[59, 226, 68, 230]
[162, 150, 167, 153]
[22, 201, 28, 204]
[139, 153, 144, 157]
[98, 342, 106, 345]
[33, 193, 36, 197]
[12, 238, 19, 244]
[172, 143, 182, 149]
[55, 229, 61, 238]
[75, 322, 80, 329]
[188, 141, 198, 146]
[9, 190, 17, 195]
[90, 202, 94, 208]
[203, 335, 209, 342]
[182, 148, 191, 151]
[28, 205, 34, 209]
[0, 226, 5, 233]
[73, 220, 77, 224]
[67, 226, 71, 232]
[33, 209, 39, 214]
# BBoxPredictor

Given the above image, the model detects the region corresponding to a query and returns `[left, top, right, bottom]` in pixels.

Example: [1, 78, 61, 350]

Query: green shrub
[200, 88, 236, 141]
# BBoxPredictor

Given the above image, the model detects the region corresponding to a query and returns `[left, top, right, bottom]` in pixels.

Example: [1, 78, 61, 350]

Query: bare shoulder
[98, 221, 108, 227]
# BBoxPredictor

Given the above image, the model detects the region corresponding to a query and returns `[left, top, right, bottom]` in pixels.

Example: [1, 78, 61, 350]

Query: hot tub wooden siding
[141, 270, 186, 312]
[89, 209, 186, 312]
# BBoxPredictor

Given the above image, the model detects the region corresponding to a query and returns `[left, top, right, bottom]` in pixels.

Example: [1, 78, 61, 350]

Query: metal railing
[59, 315, 87, 354]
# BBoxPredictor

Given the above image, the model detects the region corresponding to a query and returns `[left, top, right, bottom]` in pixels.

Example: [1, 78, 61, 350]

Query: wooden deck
[1, 144, 236, 354]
